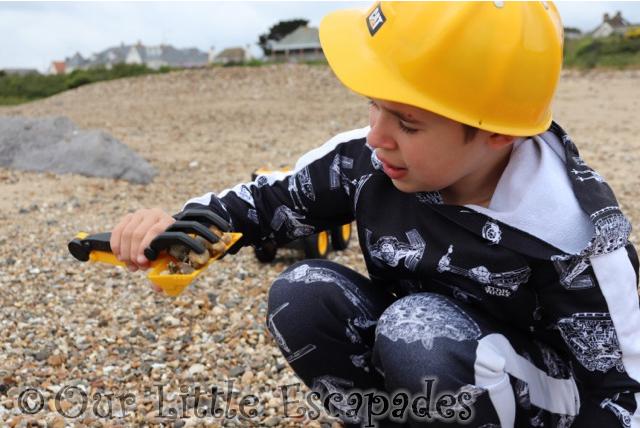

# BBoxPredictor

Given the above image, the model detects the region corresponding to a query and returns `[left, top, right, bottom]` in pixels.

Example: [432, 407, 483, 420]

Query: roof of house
[590, 11, 640, 37]
[271, 26, 321, 51]
[157, 45, 208, 67]
[85, 45, 130, 68]
[214, 47, 247, 62]
[63, 43, 208, 69]
[65, 52, 86, 68]
[133, 45, 208, 67]
[603, 11, 631, 28]
[51, 61, 66, 74]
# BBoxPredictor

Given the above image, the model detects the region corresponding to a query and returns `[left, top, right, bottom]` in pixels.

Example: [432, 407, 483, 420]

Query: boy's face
[367, 98, 505, 196]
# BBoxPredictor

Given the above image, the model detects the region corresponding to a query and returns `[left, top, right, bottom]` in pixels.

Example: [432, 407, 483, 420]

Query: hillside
[564, 35, 640, 69]
[1, 65, 640, 427]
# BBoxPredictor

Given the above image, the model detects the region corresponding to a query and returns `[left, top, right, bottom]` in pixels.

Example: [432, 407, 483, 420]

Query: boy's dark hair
[462, 123, 479, 142]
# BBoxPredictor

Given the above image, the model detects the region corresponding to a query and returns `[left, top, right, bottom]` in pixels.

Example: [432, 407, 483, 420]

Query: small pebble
[264, 416, 282, 427]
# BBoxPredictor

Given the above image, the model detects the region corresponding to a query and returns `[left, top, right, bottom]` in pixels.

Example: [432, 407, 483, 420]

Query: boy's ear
[487, 133, 518, 149]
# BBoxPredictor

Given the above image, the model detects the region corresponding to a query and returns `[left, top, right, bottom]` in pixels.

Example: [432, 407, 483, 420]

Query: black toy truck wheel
[254, 242, 277, 263]
[331, 223, 352, 251]
[304, 231, 330, 259]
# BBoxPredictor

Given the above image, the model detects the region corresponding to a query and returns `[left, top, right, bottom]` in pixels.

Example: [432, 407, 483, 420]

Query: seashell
[220, 234, 232, 245]
[168, 245, 189, 262]
[166, 261, 180, 274]
[164, 230, 234, 273]
[177, 262, 196, 275]
[209, 241, 226, 255]
[187, 248, 210, 269]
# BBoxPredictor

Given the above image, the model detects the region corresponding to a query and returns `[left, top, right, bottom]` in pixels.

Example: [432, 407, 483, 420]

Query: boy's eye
[368, 98, 417, 134]
[399, 121, 418, 134]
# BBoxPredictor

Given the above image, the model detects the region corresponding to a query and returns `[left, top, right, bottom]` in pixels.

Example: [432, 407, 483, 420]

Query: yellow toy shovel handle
[68, 231, 242, 296]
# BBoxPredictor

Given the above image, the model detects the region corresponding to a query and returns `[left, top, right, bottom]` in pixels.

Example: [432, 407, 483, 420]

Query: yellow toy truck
[251, 167, 353, 262]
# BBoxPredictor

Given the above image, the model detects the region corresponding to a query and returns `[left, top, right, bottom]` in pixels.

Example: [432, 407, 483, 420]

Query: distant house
[270, 26, 324, 62]
[47, 61, 66, 75]
[126, 44, 208, 69]
[62, 43, 209, 72]
[211, 46, 252, 64]
[84, 43, 130, 69]
[65, 52, 87, 73]
[564, 28, 583, 41]
[590, 11, 640, 38]
[1, 68, 40, 76]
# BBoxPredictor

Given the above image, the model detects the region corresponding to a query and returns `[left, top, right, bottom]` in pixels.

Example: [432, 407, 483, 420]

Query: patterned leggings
[266, 260, 617, 428]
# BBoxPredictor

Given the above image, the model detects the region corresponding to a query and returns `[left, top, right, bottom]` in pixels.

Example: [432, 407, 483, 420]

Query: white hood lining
[468, 132, 594, 255]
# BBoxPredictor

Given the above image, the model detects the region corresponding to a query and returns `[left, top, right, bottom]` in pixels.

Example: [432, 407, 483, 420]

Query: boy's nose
[368, 121, 397, 150]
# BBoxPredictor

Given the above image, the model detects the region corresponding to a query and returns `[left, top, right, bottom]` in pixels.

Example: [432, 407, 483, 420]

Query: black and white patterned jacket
[182, 122, 640, 426]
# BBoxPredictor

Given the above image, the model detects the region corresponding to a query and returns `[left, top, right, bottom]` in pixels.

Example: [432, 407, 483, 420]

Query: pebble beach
[0, 64, 639, 428]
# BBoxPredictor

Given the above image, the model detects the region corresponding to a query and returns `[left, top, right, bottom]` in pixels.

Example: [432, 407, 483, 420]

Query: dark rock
[0, 116, 157, 184]
[207, 293, 217, 305]
[143, 333, 157, 342]
[34, 349, 51, 361]
[229, 367, 245, 377]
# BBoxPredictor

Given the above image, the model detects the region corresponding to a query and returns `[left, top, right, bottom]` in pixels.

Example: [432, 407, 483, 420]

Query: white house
[62, 43, 209, 72]
[211, 46, 252, 64]
[590, 12, 639, 38]
[270, 26, 324, 62]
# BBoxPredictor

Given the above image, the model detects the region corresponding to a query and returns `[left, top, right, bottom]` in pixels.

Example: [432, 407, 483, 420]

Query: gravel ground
[0, 64, 639, 428]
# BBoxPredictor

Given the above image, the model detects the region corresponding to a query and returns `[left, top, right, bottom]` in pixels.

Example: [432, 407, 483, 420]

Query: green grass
[0, 96, 32, 106]
[0, 63, 171, 106]
[564, 34, 640, 69]
[301, 59, 329, 66]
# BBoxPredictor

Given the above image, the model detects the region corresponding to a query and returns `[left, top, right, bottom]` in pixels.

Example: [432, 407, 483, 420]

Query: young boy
[110, 2, 640, 427]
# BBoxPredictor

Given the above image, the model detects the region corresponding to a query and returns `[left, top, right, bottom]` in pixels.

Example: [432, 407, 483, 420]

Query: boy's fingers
[137, 217, 176, 266]
[136, 258, 151, 270]
[110, 213, 132, 258]
[130, 216, 160, 266]
[120, 214, 144, 266]
[110, 209, 175, 271]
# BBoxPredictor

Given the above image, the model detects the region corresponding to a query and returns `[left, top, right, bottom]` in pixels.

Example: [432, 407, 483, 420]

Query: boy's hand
[110, 208, 175, 274]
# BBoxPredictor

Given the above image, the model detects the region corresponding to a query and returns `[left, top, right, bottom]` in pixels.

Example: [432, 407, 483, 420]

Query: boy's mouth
[378, 155, 408, 179]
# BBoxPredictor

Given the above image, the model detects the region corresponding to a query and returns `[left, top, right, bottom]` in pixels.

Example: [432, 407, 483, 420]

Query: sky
[1, 1, 640, 73]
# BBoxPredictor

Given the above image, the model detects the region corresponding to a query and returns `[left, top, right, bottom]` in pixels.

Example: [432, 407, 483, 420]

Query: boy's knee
[374, 293, 482, 391]
[267, 260, 334, 312]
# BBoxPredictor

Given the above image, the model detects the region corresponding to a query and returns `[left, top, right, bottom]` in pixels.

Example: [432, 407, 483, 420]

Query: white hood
[468, 131, 595, 255]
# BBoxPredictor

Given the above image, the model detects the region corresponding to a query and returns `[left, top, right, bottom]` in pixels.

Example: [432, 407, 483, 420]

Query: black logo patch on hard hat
[367, 4, 386, 36]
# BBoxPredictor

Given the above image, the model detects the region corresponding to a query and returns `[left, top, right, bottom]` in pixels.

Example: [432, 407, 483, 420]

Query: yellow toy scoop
[68, 210, 242, 296]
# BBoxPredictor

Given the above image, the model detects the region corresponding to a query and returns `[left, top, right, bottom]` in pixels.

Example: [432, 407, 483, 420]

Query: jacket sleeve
[178, 127, 371, 252]
[534, 242, 640, 426]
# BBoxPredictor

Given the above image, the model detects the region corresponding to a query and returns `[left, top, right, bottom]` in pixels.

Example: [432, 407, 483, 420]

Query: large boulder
[0, 116, 157, 184]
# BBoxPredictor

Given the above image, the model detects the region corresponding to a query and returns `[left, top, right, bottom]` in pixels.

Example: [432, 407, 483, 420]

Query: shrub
[65, 71, 93, 89]
[0, 62, 172, 105]
[564, 35, 640, 69]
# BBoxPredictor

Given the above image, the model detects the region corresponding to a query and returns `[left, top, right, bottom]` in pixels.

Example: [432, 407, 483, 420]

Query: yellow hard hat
[319, 1, 564, 136]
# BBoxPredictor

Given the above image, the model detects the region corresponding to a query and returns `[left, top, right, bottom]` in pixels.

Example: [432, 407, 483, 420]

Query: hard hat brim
[319, 6, 553, 137]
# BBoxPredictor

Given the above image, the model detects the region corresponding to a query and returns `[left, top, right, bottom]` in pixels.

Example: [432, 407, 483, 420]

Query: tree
[564, 27, 582, 35]
[258, 19, 309, 57]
